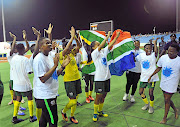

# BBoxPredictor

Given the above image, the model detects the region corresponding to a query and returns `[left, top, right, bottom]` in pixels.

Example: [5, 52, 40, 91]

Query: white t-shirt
[75, 53, 81, 67]
[29, 54, 34, 68]
[11, 55, 32, 92]
[91, 46, 111, 81]
[33, 53, 59, 99]
[7, 52, 18, 80]
[157, 55, 180, 93]
[128, 49, 145, 73]
[136, 52, 159, 82]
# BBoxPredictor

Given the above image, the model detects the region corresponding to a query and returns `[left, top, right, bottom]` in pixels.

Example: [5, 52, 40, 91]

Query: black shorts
[64, 79, 82, 98]
[35, 98, 58, 125]
[14, 90, 32, 97]
[95, 79, 110, 94]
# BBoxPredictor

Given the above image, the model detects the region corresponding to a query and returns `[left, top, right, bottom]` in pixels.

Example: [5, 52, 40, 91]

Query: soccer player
[81, 42, 95, 103]
[123, 40, 144, 102]
[33, 36, 71, 127]
[136, 38, 159, 114]
[148, 44, 179, 124]
[0, 74, 4, 105]
[60, 26, 82, 124]
[91, 31, 120, 122]
[8, 32, 27, 115]
[11, 42, 37, 124]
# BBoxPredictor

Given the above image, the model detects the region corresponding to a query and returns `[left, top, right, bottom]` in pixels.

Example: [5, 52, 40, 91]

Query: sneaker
[29, 116, 37, 122]
[86, 98, 90, 103]
[19, 106, 26, 111]
[142, 104, 149, 110]
[123, 93, 129, 101]
[130, 95, 135, 103]
[8, 100, 13, 105]
[61, 110, 68, 122]
[148, 106, 154, 114]
[70, 116, 78, 124]
[18, 110, 25, 116]
[89, 96, 94, 101]
[77, 102, 82, 106]
[12, 116, 23, 124]
[98, 111, 108, 117]
[93, 114, 98, 122]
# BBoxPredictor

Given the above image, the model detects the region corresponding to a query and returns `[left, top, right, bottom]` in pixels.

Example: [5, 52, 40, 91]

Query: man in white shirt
[136, 38, 159, 114]
[148, 44, 180, 124]
[33, 37, 70, 127]
[123, 40, 144, 102]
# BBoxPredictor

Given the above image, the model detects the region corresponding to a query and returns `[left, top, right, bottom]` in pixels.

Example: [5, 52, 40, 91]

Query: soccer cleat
[98, 111, 108, 117]
[93, 114, 98, 122]
[29, 116, 37, 122]
[57, 94, 60, 97]
[148, 106, 154, 114]
[18, 110, 25, 116]
[89, 96, 94, 101]
[19, 106, 26, 111]
[123, 93, 129, 101]
[130, 95, 135, 103]
[12, 117, 24, 124]
[70, 116, 78, 124]
[8, 100, 13, 105]
[77, 102, 82, 106]
[61, 110, 68, 122]
[142, 104, 149, 110]
[86, 98, 90, 103]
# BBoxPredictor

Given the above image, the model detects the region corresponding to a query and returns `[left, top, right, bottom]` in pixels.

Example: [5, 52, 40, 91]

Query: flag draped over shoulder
[107, 29, 135, 76]
[79, 30, 106, 74]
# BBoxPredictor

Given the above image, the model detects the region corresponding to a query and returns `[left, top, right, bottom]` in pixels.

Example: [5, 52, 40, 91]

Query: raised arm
[153, 37, 159, 57]
[44, 23, 53, 42]
[39, 54, 59, 83]
[62, 26, 75, 56]
[32, 27, 41, 58]
[57, 55, 71, 76]
[148, 67, 162, 83]
[22, 30, 29, 53]
[108, 32, 120, 50]
[74, 34, 82, 53]
[98, 31, 111, 51]
[9, 32, 16, 56]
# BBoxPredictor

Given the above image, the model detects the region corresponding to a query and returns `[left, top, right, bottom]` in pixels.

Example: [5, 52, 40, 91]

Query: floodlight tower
[176, 0, 179, 32]
[1, 0, 6, 42]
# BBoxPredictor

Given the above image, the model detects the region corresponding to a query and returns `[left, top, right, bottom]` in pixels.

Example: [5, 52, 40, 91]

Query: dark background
[0, 0, 177, 41]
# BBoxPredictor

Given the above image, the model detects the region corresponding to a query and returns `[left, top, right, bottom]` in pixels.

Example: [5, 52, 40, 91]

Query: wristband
[61, 66, 65, 70]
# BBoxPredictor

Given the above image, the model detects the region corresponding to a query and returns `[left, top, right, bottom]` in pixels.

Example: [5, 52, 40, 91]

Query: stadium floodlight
[176, 0, 179, 32]
[1, 0, 6, 42]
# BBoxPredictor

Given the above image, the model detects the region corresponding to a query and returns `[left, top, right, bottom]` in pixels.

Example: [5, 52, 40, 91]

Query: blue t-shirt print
[142, 60, 150, 69]
[101, 57, 107, 66]
[162, 67, 173, 77]
[52, 70, 58, 81]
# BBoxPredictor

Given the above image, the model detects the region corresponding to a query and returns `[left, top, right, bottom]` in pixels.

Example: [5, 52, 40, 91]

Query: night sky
[0, 0, 176, 42]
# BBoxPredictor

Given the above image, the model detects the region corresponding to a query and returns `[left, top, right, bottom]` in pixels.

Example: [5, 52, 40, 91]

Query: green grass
[0, 62, 180, 127]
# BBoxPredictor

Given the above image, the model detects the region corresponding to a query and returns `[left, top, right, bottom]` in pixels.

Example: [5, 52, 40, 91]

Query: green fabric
[82, 63, 96, 74]
[140, 82, 156, 89]
[107, 41, 134, 61]
[44, 99, 54, 124]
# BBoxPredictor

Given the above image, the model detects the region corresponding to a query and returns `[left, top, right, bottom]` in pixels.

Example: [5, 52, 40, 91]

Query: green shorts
[64, 79, 82, 99]
[95, 79, 110, 94]
[140, 82, 156, 89]
[14, 90, 32, 97]
[9, 80, 13, 90]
